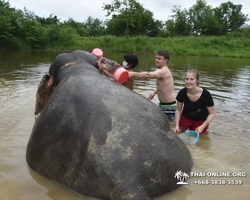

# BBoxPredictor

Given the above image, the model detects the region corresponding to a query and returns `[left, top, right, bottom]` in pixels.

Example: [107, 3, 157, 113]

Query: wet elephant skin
[26, 50, 193, 200]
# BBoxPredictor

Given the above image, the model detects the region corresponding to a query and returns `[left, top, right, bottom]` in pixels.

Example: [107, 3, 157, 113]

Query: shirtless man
[129, 50, 176, 120]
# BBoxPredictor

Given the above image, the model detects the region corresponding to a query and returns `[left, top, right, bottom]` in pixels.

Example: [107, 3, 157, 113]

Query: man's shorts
[159, 101, 176, 121]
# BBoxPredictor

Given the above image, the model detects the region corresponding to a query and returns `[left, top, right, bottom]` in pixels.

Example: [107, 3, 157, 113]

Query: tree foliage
[168, 0, 249, 36]
[103, 0, 145, 37]
[0, 0, 249, 50]
[0, 0, 19, 48]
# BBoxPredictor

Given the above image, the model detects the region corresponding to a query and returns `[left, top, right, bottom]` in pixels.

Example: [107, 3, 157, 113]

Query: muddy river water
[0, 50, 249, 200]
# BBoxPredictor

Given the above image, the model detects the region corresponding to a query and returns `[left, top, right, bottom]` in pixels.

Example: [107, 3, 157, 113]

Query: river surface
[0, 50, 249, 200]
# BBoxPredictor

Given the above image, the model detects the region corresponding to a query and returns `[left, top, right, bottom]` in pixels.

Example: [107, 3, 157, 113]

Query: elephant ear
[34, 74, 54, 115]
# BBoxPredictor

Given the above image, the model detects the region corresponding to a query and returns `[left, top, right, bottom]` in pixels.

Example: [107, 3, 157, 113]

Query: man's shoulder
[157, 66, 171, 73]
[160, 65, 169, 70]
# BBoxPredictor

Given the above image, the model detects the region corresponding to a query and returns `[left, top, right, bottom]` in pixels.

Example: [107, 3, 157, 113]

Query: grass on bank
[46, 35, 250, 58]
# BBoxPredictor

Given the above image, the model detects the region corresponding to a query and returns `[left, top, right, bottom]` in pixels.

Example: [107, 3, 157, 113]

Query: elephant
[27, 50, 193, 200]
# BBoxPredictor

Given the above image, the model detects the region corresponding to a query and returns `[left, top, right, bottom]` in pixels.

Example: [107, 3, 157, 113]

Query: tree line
[0, 0, 249, 50]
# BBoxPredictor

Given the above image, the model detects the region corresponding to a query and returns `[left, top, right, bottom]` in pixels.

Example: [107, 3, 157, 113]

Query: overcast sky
[8, 0, 250, 22]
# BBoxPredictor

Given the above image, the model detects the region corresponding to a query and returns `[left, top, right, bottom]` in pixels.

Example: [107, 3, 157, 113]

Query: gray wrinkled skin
[27, 50, 193, 200]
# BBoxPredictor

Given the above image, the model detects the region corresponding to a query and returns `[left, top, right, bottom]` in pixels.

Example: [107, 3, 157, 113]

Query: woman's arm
[196, 106, 215, 133]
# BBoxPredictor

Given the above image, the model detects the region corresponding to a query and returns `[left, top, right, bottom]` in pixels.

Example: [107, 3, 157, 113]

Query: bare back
[123, 69, 134, 90]
[156, 66, 175, 103]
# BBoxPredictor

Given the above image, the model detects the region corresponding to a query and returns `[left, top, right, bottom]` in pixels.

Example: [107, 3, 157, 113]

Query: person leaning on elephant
[98, 53, 139, 91]
[174, 69, 215, 134]
[121, 54, 139, 90]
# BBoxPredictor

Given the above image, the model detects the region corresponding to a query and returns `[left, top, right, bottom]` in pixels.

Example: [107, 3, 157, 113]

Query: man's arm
[129, 69, 163, 79]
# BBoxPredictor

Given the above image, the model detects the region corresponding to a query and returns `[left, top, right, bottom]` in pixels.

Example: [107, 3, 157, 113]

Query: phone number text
[194, 179, 243, 185]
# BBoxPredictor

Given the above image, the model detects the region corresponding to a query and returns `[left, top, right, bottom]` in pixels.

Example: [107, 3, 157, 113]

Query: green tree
[188, 0, 212, 35]
[17, 7, 47, 49]
[134, 9, 160, 37]
[104, 1, 159, 37]
[36, 14, 60, 26]
[103, 0, 144, 38]
[63, 18, 86, 36]
[187, 0, 248, 35]
[170, 5, 191, 36]
[105, 17, 125, 36]
[213, 1, 249, 35]
[0, 0, 20, 48]
[45, 23, 82, 47]
[161, 19, 175, 37]
[84, 16, 105, 37]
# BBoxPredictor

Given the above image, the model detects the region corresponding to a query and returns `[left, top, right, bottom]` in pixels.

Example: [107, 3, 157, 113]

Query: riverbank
[47, 35, 250, 58]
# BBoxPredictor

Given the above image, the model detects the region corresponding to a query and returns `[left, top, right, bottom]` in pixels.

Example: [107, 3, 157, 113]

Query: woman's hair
[186, 69, 200, 86]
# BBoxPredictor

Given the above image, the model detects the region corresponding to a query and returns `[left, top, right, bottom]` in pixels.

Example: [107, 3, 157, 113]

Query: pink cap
[92, 48, 103, 59]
